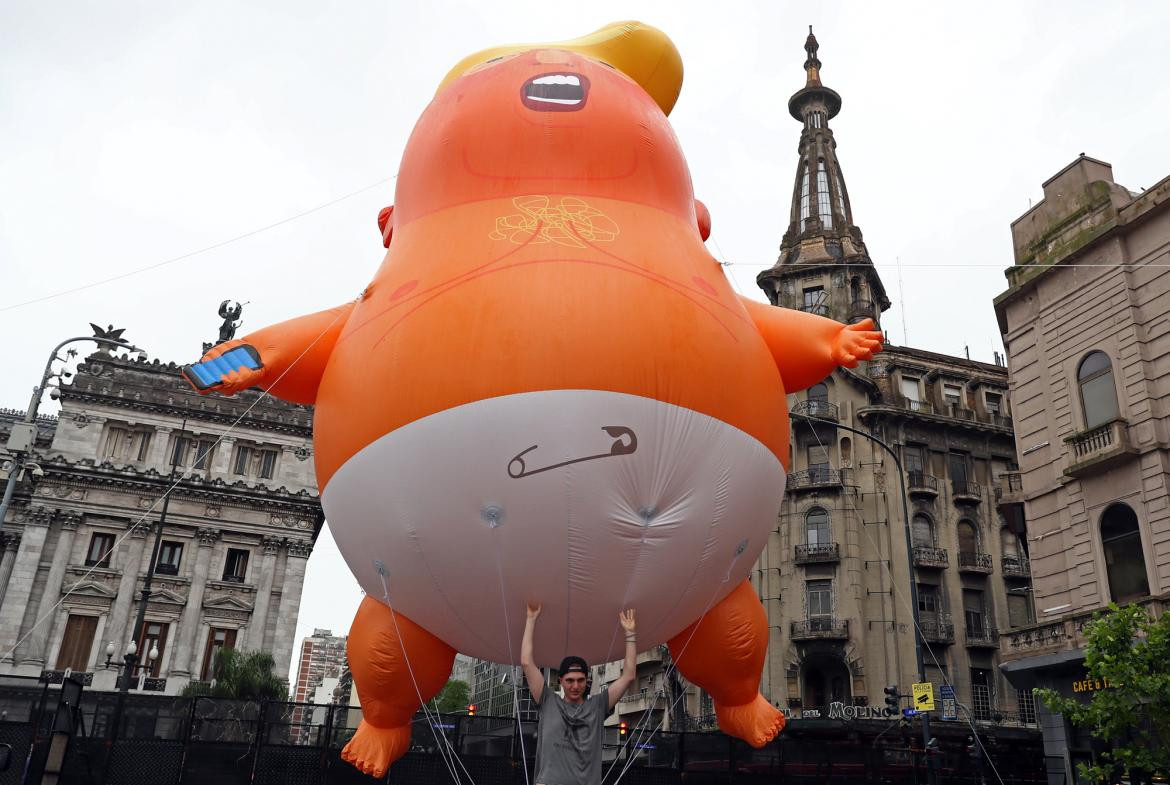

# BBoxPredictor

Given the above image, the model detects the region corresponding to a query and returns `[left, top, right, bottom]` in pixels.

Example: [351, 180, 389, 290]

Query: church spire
[756, 29, 890, 325]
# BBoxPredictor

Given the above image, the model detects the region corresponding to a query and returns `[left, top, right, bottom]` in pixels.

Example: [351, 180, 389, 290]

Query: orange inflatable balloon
[183, 21, 881, 777]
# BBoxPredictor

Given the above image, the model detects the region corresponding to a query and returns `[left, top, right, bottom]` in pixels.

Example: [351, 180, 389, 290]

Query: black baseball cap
[558, 656, 589, 676]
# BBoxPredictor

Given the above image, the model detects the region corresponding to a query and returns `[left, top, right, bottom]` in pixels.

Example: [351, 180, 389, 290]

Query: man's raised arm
[520, 604, 545, 704]
[607, 609, 637, 711]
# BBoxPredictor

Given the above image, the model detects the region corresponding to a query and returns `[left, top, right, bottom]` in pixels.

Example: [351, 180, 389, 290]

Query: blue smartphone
[182, 345, 263, 391]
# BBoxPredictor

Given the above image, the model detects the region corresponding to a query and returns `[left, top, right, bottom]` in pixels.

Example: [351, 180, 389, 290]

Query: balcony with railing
[791, 618, 849, 641]
[965, 624, 999, 648]
[919, 613, 955, 645]
[912, 546, 949, 569]
[787, 467, 846, 492]
[1064, 418, 1137, 478]
[858, 394, 1015, 433]
[906, 471, 939, 497]
[957, 551, 994, 575]
[791, 399, 839, 422]
[616, 689, 660, 714]
[951, 481, 982, 504]
[995, 471, 1024, 506]
[794, 542, 841, 565]
[1001, 555, 1031, 579]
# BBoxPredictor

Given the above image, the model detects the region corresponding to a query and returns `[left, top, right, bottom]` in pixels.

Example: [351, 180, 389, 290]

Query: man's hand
[527, 603, 542, 621]
[618, 609, 636, 634]
[609, 608, 638, 710]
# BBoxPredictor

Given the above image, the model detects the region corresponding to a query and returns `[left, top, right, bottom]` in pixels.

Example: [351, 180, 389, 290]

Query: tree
[431, 679, 471, 714]
[181, 648, 289, 701]
[1036, 603, 1170, 782]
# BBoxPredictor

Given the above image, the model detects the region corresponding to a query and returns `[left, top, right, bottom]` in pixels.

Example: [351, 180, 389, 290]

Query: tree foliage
[432, 679, 471, 714]
[181, 648, 289, 701]
[1035, 603, 1170, 781]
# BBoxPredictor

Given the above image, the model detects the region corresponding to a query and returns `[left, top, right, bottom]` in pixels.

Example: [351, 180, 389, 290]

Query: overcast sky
[4, 1, 1170, 673]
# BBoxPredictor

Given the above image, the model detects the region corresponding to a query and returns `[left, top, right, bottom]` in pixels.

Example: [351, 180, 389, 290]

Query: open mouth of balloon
[521, 73, 589, 112]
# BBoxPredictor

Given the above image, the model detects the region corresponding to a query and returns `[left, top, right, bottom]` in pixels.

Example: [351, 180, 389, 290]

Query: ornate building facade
[994, 155, 1170, 784]
[594, 30, 1038, 742]
[0, 337, 322, 694]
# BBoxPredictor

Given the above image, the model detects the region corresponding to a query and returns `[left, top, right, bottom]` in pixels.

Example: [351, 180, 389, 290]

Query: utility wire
[0, 177, 394, 314]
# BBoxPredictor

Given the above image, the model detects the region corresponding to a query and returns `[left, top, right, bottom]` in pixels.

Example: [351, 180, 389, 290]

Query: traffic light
[884, 685, 900, 713]
[467, 703, 476, 717]
[965, 735, 978, 759]
[619, 721, 628, 736]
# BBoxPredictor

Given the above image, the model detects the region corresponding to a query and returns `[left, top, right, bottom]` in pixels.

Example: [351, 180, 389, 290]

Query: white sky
[4, 1, 1170, 673]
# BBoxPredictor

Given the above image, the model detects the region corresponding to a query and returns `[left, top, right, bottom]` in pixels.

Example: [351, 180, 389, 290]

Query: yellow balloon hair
[436, 21, 683, 116]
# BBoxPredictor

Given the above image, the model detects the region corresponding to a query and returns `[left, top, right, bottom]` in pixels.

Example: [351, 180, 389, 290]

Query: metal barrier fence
[0, 676, 1046, 785]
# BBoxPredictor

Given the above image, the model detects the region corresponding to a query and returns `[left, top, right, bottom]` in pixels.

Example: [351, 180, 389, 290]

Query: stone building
[993, 155, 1170, 783]
[0, 336, 322, 695]
[594, 30, 1038, 741]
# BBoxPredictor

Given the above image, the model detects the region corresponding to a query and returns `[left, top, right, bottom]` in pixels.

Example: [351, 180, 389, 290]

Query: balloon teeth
[522, 72, 589, 111]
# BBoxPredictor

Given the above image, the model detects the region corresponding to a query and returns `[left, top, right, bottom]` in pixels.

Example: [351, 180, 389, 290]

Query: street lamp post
[0, 335, 146, 607]
[790, 412, 938, 785]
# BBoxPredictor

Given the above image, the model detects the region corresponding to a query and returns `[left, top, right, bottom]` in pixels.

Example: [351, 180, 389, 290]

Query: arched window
[808, 383, 828, 402]
[840, 436, 852, 468]
[798, 164, 811, 231]
[912, 514, 934, 547]
[1100, 504, 1150, 602]
[805, 507, 830, 546]
[801, 656, 851, 707]
[816, 161, 834, 228]
[957, 520, 978, 558]
[1078, 351, 1119, 428]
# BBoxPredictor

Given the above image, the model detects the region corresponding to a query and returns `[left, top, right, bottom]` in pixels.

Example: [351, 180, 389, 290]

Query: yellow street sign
[912, 682, 935, 711]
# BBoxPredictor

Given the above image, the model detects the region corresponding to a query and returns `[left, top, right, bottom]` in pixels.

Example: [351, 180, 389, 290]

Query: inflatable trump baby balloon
[182, 21, 882, 777]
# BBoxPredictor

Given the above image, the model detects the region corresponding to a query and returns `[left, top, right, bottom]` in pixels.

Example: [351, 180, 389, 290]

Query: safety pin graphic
[507, 426, 638, 479]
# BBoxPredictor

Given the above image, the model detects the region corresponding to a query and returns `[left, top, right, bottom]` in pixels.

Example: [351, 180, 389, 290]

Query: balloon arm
[737, 295, 883, 393]
[519, 614, 544, 704]
[190, 301, 356, 405]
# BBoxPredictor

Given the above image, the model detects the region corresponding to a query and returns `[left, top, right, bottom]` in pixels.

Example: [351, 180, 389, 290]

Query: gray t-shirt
[534, 684, 610, 785]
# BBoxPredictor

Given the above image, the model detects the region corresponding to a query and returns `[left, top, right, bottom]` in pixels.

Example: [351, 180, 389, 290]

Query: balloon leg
[341, 596, 456, 778]
[667, 580, 784, 747]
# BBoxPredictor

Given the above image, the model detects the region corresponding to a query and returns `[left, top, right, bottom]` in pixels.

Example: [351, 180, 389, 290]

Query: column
[105, 525, 149, 652]
[168, 528, 218, 677]
[145, 426, 174, 472]
[244, 536, 282, 652]
[269, 540, 312, 680]
[21, 512, 81, 668]
[0, 509, 51, 665]
[0, 532, 23, 607]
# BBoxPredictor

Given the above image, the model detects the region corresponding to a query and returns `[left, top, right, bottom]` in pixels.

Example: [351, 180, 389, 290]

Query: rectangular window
[55, 614, 98, 672]
[970, 668, 992, 721]
[223, 549, 249, 582]
[137, 621, 169, 678]
[917, 584, 940, 615]
[802, 286, 826, 315]
[85, 532, 115, 568]
[157, 541, 183, 575]
[193, 440, 216, 470]
[903, 445, 925, 474]
[900, 376, 921, 402]
[171, 435, 191, 468]
[258, 449, 278, 480]
[1007, 592, 1033, 628]
[807, 580, 832, 618]
[104, 426, 151, 463]
[985, 392, 1003, 415]
[943, 383, 963, 407]
[233, 446, 253, 476]
[948, 452, 970, 490]
[1017, 689, 1037, 724]
[963, 589, 985, 637]
[201, 627, 238, 680]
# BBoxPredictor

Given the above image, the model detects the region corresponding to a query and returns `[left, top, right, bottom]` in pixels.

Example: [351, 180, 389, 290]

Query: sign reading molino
[784, 702, 899, 721]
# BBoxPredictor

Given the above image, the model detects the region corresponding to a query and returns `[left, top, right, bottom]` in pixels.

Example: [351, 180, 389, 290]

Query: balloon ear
[377, 206, 395, 248]
[694, 199, 711, 242]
